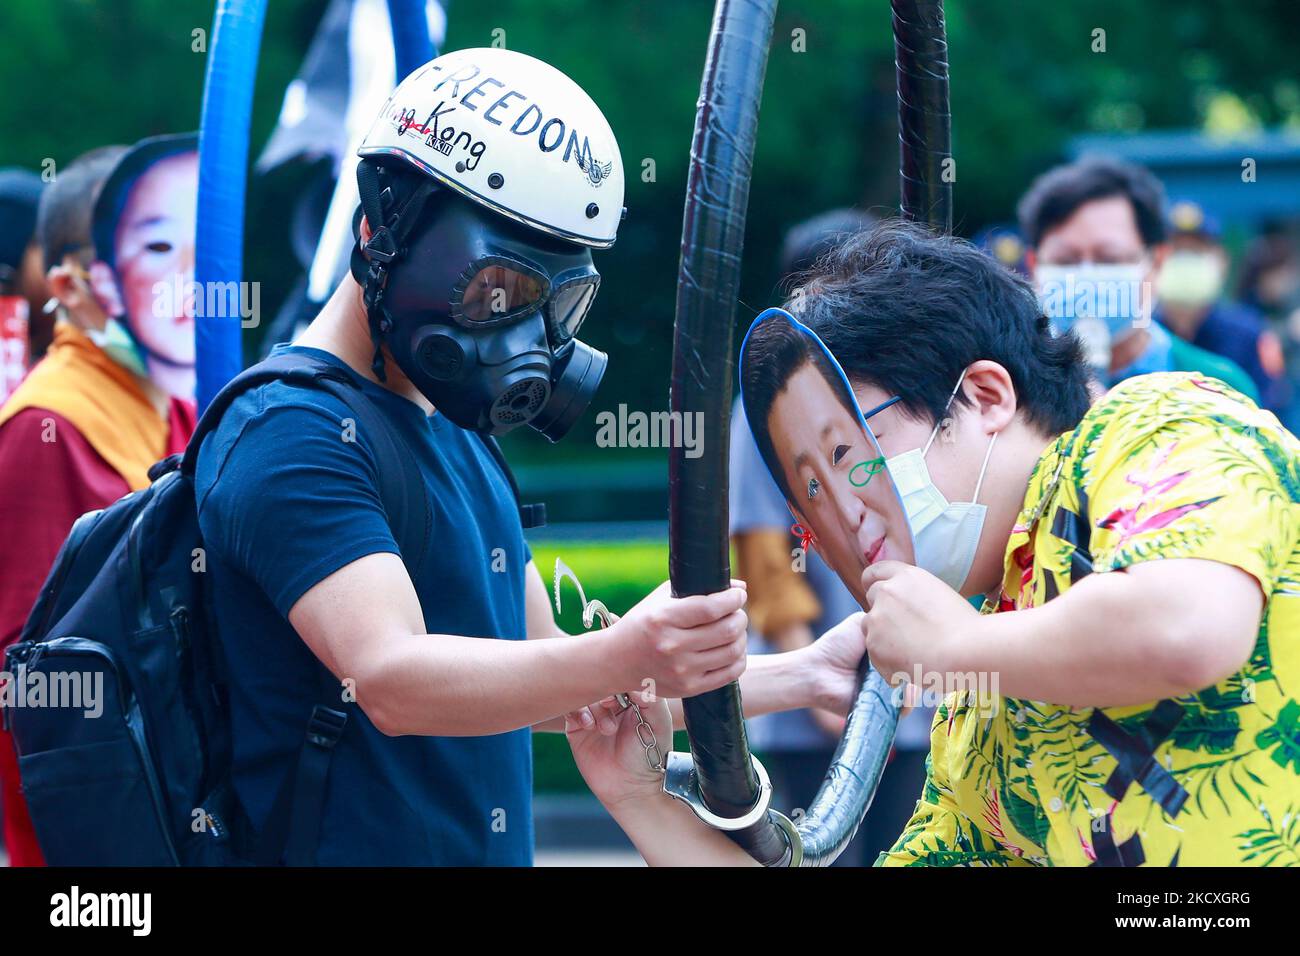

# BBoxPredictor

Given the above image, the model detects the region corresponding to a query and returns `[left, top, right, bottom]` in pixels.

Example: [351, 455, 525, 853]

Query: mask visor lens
[457, 263, 546, 323]
[547, 276, 599, 345]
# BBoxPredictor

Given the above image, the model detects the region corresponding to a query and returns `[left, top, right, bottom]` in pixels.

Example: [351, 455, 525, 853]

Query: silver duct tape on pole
[791, 664, 899, 866]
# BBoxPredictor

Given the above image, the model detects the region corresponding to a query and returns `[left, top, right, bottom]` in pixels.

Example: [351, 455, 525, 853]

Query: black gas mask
[351, 164, 607, 441]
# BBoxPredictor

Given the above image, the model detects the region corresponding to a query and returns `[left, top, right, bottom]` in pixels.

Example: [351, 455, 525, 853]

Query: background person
[1154, 199, 1285, 411]
[1019, 154, 1258, 400]
[87, 133, 199, 401]
[1238, 227, 1300, 434]
[0, 141, 198, 867]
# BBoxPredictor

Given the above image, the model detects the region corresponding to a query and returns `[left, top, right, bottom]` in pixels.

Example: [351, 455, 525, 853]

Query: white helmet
[358, 47, 624, 248]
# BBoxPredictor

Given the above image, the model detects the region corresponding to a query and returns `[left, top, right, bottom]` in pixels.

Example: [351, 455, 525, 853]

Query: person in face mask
[1018, 155, 1259, 402]
[0, 144, 199, 867]
[192, 48, 869, 866]
[1154, 200, 1285, 411]
[562, 220, 1300, 868]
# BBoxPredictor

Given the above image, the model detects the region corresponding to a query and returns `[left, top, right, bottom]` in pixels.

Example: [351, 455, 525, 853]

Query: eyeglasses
[450, 254, 600, 347]
[860, 395, 901, 421]
[846, 395, 899, 488]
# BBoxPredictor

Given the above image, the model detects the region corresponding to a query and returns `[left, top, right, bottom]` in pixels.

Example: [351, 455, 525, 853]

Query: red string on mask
[792, 521, 816, 552]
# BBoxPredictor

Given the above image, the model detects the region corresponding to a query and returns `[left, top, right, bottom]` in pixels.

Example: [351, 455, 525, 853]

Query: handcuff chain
[553, 559, 666, 774]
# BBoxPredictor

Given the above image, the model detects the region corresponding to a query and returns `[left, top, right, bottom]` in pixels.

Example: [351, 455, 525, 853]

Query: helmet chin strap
[351, 162, 437, 382]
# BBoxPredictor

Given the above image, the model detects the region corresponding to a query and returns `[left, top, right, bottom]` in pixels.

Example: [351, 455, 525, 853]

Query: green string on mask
[849, 457, 886, 487]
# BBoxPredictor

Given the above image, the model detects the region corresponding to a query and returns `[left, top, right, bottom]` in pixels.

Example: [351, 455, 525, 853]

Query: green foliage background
[2, 1, 1298, 468]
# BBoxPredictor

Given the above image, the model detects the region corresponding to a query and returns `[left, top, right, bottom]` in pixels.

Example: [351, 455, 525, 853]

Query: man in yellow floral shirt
[871, 367, 1300, 866]
[558, 220, 1300, 868]
[827, 227, 1298, 866]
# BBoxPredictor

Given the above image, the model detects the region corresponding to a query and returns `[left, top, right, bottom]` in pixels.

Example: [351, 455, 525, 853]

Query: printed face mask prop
[362, 189, 607, 440]
[91, 139, 200, 399]
[740, 308, 916, 607]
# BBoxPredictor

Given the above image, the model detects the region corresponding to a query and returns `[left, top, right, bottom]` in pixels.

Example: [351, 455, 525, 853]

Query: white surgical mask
[885, 375, 997, 592]
[1035, 261, 1150, 371]
[85, 316, 148, 378]
[1156, 251, 1225, 308]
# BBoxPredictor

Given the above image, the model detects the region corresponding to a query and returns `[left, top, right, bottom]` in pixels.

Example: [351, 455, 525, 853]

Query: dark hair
[37, 145, 127, 269]
[792, 219, 1092, 436]
[0, 168, 44, 277]
[1017, 154, 1167, 248]
[91, 134, 197, 269]
[741, 314, 862, 503]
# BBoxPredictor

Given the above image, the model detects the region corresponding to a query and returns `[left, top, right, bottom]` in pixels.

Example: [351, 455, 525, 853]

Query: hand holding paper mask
[739, 308, 916, 607]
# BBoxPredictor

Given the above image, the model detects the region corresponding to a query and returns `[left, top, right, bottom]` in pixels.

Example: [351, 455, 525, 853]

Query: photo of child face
[741, 309, 915, 607]
[113, 151, 199, 369]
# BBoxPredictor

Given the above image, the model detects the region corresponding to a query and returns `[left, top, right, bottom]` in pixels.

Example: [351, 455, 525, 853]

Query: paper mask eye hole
[807, 477, 820, 500]
[832, 444, 850, 465]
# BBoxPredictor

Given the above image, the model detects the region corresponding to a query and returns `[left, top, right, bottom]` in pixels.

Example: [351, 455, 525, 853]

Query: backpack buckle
[520, 502, 547, 530]
[305, 706, 347, 749]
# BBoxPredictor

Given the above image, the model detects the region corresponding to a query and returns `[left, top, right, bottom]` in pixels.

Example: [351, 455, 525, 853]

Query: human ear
[960, 360, 1017, 434]
[45, 264, 83, 308]
[47, 260, 110, 327]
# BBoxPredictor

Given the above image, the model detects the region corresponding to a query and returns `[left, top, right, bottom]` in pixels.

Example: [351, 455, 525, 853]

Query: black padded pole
[892, 0, 953, 231]
[669, 0, 788, 865]
[671, 0, 952, 867]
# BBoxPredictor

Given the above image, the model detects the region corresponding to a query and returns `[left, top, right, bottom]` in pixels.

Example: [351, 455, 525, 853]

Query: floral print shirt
[878, 373, 1300, 866]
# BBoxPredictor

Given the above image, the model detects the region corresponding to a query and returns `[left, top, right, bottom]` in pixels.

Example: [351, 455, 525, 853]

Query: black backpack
[1, 351, 540, 865]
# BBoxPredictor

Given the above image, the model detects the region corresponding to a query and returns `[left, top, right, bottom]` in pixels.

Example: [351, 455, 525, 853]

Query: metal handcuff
[553, 561, 781, 843]
[552, 559, 665, 773]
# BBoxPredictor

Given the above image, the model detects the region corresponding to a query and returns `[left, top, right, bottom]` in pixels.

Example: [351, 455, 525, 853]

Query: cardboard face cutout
[111, 150, 199, 398]
[740, 307, 915, 607]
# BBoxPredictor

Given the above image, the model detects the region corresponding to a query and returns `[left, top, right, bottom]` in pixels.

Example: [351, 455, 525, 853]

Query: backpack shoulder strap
[475, 432, 547, 530]
[186, 352, 428, 865]
[182, 351, 429, 575]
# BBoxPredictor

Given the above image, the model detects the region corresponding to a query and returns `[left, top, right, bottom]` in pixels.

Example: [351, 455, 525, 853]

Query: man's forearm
[354, 628, 628, 737]
[664, 647, 819, 730]
[942, 568, 1254, 708]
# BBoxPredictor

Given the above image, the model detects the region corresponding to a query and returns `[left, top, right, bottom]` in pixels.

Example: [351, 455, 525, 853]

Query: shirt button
[1048, 797, 1064, 813]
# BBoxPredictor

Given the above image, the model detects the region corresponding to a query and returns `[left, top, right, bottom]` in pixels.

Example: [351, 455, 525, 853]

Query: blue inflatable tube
[195, 0, 268, 412]
[387, 0, 436, 82]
